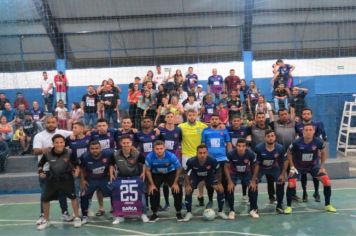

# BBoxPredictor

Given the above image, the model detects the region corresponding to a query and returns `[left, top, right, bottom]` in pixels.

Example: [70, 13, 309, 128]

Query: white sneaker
[141, 214, 149, 223]
[37, 220, 49, 230]
[73, 217, 82, 227]
[36, 215, 45, 225]
[81, 216, 88, 224]
[217, 211, 228, 220]
[241, 195, 249, 203]
[87, 209, 95, 217]
[61, 211, 73, 222]
[183, 212, 193, 222]
[228, 211, 236, 220]
[112, 217, 125, 225]
[249, 209, 259, 219]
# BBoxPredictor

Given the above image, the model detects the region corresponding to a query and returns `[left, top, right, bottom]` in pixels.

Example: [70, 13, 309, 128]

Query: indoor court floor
[0, 179, 355, 236]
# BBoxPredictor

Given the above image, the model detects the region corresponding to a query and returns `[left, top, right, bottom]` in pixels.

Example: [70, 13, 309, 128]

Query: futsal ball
[202, 208, 216, 221]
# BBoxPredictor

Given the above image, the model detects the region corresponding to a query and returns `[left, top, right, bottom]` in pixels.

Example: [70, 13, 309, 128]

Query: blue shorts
[230, 173, 252, 185]
[84, 178, 112, 198]
[190, 174, 218, 189]
[258, 167, 281, 183]
[291, 165, 325, 179]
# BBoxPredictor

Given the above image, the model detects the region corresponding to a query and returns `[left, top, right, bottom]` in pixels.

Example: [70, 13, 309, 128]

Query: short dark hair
[97, 118, 108, 124]
[303, 123, 315, 129]
[119, 135, 133, 143]
[211, 113, 220, 118]
[256, 112, 265, 116]
[89, 140, 101, 147]
[73, 121, 85, 127]
[52, 134, 65, 142]
[278, 108, 288, 114]
[302, 108, 313, 114]
[153, 140, 165, 147]
[231, 115, 241, 121]
[265, 129, 275, 136]
[197, 144, 208, 151]
[276, 59, 283, 64]
[237, 138, 246, 144]
[121, 116, 132, 122]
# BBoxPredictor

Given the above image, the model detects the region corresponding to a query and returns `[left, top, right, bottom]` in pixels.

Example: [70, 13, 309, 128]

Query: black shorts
[43, 177, 76, 202]
[152, 171, 179, 188]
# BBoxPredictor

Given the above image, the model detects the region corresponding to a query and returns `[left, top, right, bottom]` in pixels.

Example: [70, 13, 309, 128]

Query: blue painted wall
[2, 74, 356, 157]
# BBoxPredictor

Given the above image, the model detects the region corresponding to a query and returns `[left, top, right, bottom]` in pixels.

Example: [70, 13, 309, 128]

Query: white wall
[1, 57, 356, 89]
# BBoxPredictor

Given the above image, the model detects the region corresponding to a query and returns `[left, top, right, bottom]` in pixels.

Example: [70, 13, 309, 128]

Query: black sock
[301, 174, 307, 193]
[276, 183, 285, 206]
[286, 187, 295, 207]
[324, 186, 331, 205]
[226, 191, 235, 212]
[242, 183, 247, 196]
[313, 178, 320, 194]
[207, 186, 214, 202]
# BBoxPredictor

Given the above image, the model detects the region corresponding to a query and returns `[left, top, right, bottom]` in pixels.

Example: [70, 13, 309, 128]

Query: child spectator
[217, 101, 229, 125]
[184, 94, 201, 117]
[68, 102, 83, 130]
[201, 93, 216, 124]
[55, 100, 68, 130]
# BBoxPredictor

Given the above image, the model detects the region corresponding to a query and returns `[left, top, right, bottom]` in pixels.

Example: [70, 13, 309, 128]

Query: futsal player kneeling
[253, 130, 287, 214]
[184, 144, 227, 222]
[79, 140, 114, 224]
[224, 139, 259, 219]
[145, 140, 183, 222]
[110, 135, 149, 224]
[285, 124, 336, 214]
[37, 134, 81, 230]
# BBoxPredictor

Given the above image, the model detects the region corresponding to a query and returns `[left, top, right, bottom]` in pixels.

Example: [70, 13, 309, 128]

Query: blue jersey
[185, 156, 219, 179]
[202, 102, 216, 123]
[186, 73, 198, 88]
[80, 149, 114, 180]
[227, 149, 257, 174]
[201, 128, 231, 162]
[295, 121, 327, 141]
[31, 108, 45, 121]
[278, 64, 292, 78]
[91, 129, 117, 150]
[134, 130, 157, 157]
[255, 143, 285, 170]
[158, 127, 182, 156]
[145, 151, 181, 174]
[226, 126, 249, 147]
[116, 129, 135, 149]
[288, 137, 325, 172]
[66, 135, 91, 160]
[208, 75, 224, 94]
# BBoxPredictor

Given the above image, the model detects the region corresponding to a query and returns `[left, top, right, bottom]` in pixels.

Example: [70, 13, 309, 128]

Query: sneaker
[149, 213, 159, 223]
[141, 214, 149, 223]
[292, 194, 302, 202]
[249, 209, 259, 219]
[284, 206, 293, 214]
[73, 217, 82, 228]
[176, 212, 184, 222]
[241, 195, 249, 203]
[112, 217, 125, 225]
[61, 211, 73, 222]
[276, 206, 284, 214]
[228, 211, 236, 220]
[87, 209, 95, 217]
[313, 192, 321, 202]
[36, 214, 45, 225]
[183, 212, 193, 222]
[162, 203, 170, 211]
[303, 192, 308, 202]
[197, 197, 205, 207]
[325, 205, 337, 213]
[269, 196, 277, 204]
[217, 211, 228, 220]
[81, 216, 88, 225]
[205, 201, 213, 209]
[37, 220, 49, 230]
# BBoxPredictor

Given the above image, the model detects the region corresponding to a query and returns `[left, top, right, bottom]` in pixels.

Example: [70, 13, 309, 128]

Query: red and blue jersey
[295, 121, 327, 141]
[66, 135, 91, 160]
[185, 156, 219, 179]
[227, 125, 249, 147]
[208, 75, 224, 94]
[134, 130, 157, 157]
[288, 137, 325, 172]
[227, 149, 256, 174]
[90, 129, 118, 150]
[158, 127, 182, 157]
[80, 149, 114, 180]
[255, 143, 285, 170]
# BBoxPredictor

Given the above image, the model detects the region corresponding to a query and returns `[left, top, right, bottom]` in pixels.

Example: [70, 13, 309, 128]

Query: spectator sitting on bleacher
[0, 115, 13, 143]
[2, 102, 16, 124]
[19, 111, 39, 155]
[0, 139, 10, 172]
[0, 93, 10, 116]
[14, 92, 29, 110]
[273, 83, 289, 112]
[31, 101, 45, 131]
[14, 103, 29, 127]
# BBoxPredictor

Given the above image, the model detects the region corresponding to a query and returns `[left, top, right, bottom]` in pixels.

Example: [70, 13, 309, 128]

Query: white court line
[1, 187, 356, 206]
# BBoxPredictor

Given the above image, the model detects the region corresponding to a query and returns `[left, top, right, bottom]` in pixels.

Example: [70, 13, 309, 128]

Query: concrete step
[0, 172, 40, 194]
[5, 155, 38, 173]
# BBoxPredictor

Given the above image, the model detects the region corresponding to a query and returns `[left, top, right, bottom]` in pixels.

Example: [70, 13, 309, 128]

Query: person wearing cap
[195, 85, 206, 104]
